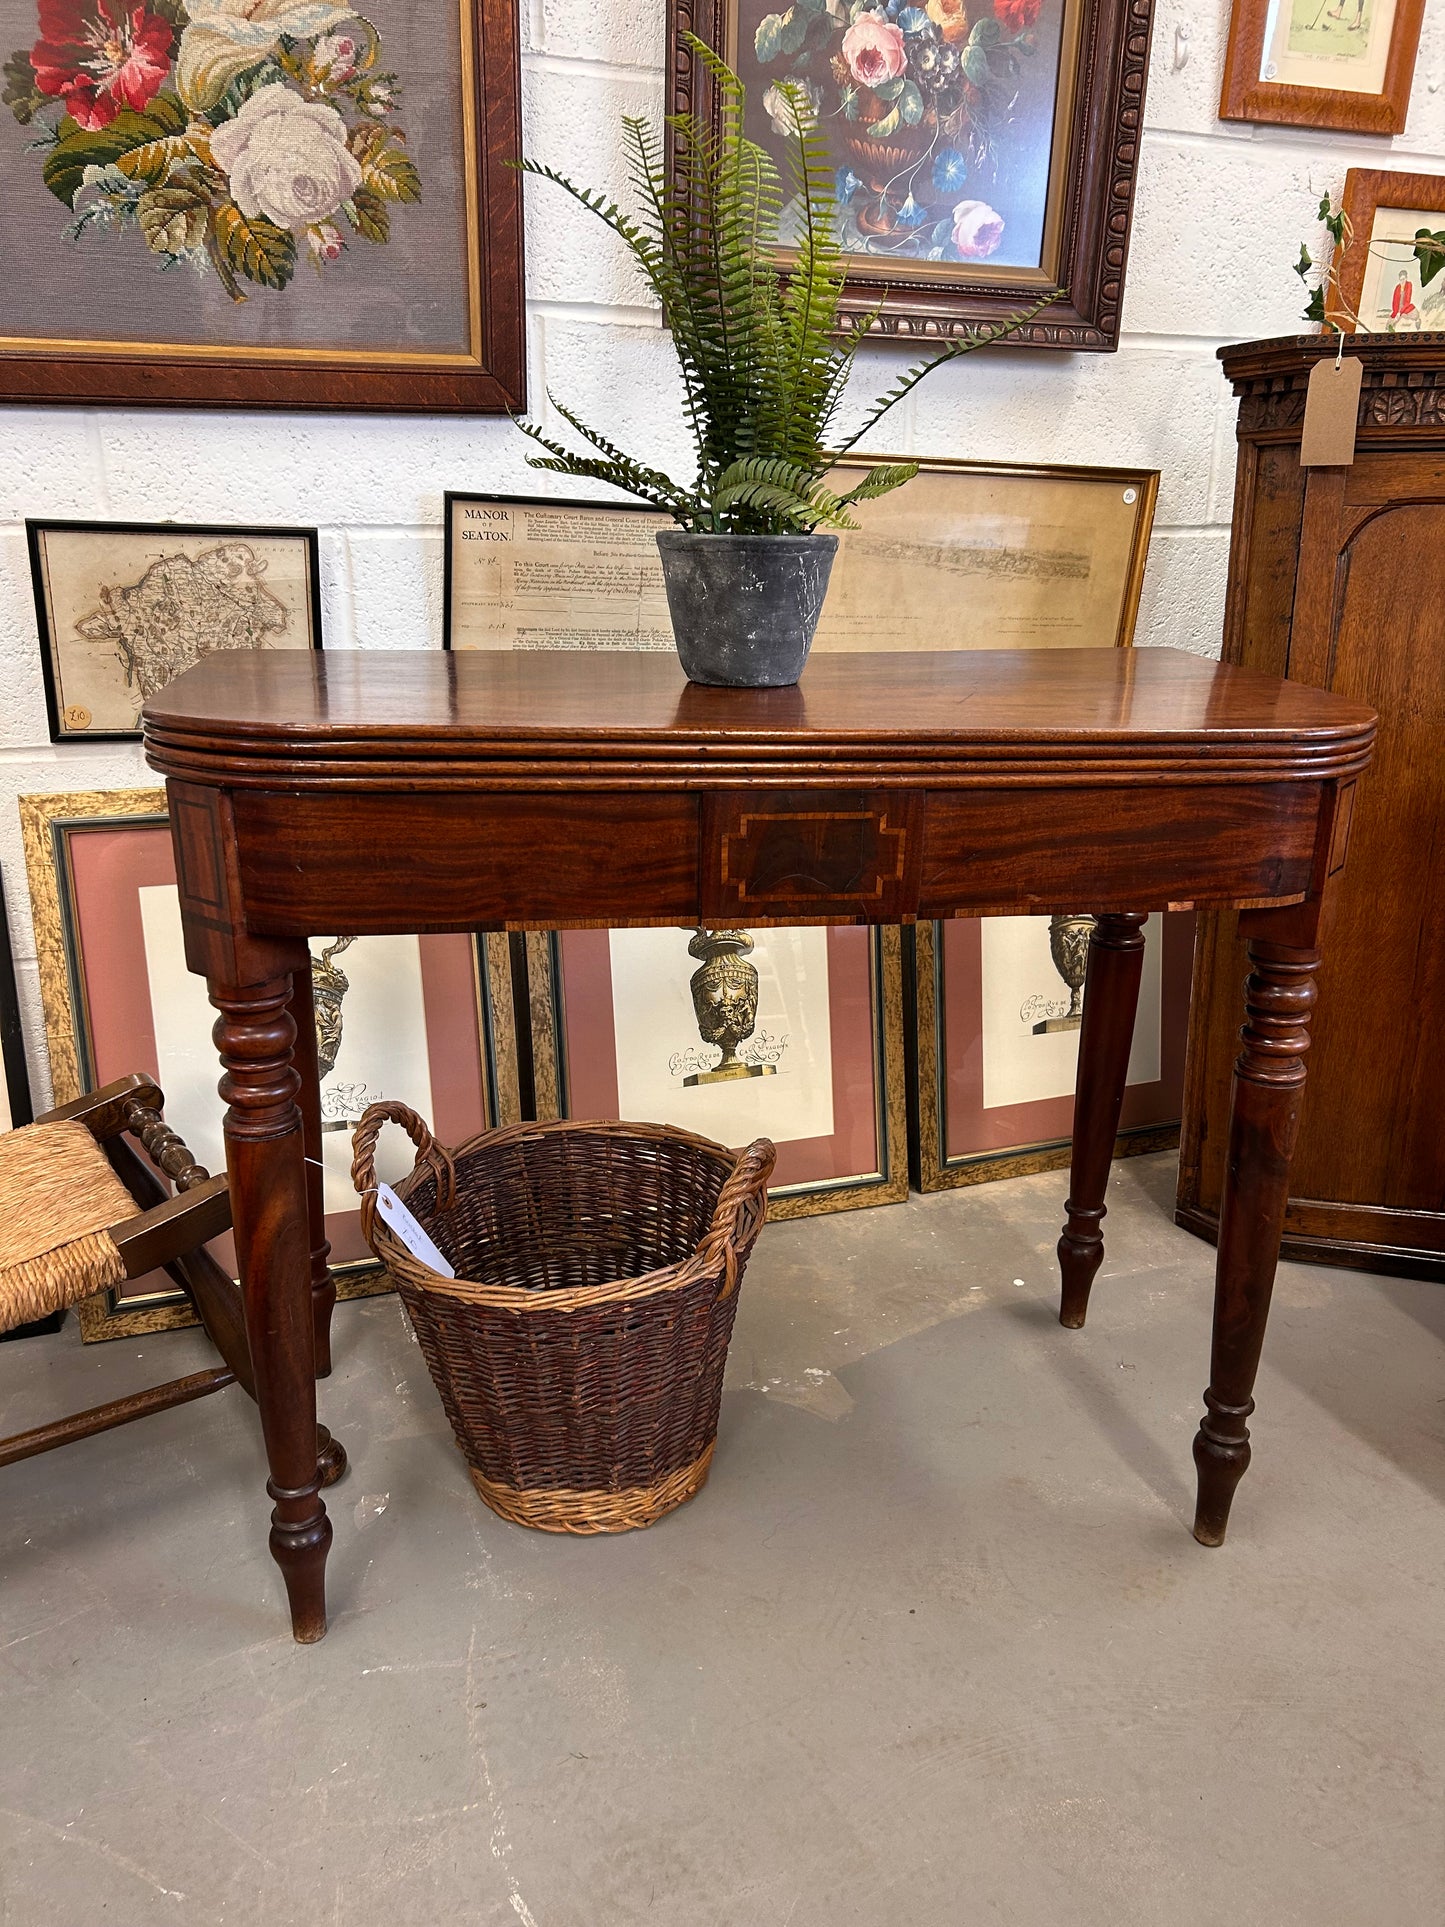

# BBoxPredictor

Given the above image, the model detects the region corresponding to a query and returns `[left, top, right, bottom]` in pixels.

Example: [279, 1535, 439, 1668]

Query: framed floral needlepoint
[0, 0, 524, 410]
[669, 0, 1156, 349]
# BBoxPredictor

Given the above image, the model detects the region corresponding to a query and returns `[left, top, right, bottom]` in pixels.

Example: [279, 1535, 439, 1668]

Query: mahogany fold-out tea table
[142, 647, 1375, 1643]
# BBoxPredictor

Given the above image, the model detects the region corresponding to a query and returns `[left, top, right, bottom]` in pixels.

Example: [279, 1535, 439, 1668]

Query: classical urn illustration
[1031, 914, 1096, 1034]
[310, 936, 361, 1127]
[682, 929, 777, 1087]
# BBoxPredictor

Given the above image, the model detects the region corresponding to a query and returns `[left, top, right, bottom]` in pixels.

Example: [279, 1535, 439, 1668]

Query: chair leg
[0, 1368, 236, 1469]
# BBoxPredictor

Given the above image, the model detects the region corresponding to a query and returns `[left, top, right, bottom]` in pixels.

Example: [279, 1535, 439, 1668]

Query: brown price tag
[1300, 352, 1363, 467]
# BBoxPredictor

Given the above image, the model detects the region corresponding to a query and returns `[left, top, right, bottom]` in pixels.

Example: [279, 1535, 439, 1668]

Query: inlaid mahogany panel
[701, 790, 920, 922]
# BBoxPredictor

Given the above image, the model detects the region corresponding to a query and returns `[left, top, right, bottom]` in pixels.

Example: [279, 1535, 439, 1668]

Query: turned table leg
[1057, 912, 1148, 1328]
[288, 962, 337, 1380]
[1192, 937, 1319, 1547]
[213, 974, 333, 1642]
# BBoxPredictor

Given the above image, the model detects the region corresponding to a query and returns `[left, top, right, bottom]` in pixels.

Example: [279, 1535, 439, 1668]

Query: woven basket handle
[351, 1101, 457, 1243]
[699, 1137, 776, 1301]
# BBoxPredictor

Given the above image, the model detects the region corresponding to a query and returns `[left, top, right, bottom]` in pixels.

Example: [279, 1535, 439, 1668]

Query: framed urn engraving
[0, 0, 525, 410]
[27, 520, 322, 741]
[912, 911, 1194, 1189]
[0, 867, 32, 1134]
[526, 925, 908, 1218]
[667, 0, 1158, 350]
[19, 788, 495, 1338]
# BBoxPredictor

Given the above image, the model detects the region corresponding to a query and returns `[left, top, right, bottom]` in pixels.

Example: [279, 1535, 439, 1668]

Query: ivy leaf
[754, 12, 787, 60]
[213, 201, 296, 287]
[1302, 284, 1326, 324]
[898, 79, 924, 123]
[345, 185, 390, 242]
[4, 48, 45, 125]
[41, 94, 186, 204]
[1293, 242, 1312, 282]
[1414, 227, 1445, 289]
[138, 183, 210, 253]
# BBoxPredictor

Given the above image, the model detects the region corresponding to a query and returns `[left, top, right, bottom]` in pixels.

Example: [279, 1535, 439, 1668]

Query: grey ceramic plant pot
[656, 531, 839, 688]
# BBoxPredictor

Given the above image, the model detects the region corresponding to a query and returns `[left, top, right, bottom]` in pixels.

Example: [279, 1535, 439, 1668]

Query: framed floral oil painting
[19, 787, 497, 1337]
[0, 0, 524, 410]
[1219, 0, 1423, 134]
[28, 519, 321, 741]
[667, 0, 1156, 349]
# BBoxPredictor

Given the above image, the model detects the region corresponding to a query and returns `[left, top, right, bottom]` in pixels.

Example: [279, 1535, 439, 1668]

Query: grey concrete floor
[2, 1152, 1443, 1927]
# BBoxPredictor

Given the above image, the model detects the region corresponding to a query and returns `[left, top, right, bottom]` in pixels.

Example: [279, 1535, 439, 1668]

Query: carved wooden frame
[1218, 0, 1424, 135]
[0, 0, 525, 413]
[666, 0, 1156, 350]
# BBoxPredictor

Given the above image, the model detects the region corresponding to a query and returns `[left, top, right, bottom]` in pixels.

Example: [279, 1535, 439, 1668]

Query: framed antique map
[445, 460, 1158, 653]
[28, 520, 321, 741]
[19, 788, 496, 1338]
[667, 0, 1158, 350]
[0, 0, 524, 410]
[525, 925, 908, 1219]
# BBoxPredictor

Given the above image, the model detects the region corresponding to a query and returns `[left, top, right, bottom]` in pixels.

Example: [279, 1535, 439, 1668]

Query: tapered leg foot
[1057, 913, 1147, 1328]
[1189, 936, 1319, 1547]
[269, 1490, 333, 1643]
[317, 1423, 347, 1488]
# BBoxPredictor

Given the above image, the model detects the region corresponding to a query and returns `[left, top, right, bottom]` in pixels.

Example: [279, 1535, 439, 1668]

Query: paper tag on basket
[374, 1182, 454, 1277]
[1300, 352, 1363, 467]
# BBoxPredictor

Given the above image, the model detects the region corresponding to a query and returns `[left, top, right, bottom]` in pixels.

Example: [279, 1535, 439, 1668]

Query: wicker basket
[351, 1104, 776, 1535]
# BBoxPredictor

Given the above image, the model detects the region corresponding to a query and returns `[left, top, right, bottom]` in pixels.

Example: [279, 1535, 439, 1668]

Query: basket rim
[356, 1113, 771, 1314]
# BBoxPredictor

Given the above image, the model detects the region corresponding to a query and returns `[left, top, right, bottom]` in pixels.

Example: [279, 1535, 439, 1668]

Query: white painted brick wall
[4, 0, 1444, 1102]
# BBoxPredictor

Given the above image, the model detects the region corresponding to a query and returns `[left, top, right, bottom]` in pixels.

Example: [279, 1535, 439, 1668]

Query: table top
[144, 647, 1376, 792]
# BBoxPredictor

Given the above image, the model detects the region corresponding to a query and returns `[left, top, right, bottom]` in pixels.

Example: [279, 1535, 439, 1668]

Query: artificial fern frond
[835, 461, 920, 504]
[512, 414, 696, 516]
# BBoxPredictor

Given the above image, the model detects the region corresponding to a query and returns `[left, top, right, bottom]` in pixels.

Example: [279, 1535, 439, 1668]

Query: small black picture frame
[0, 866, 32, 1133]
[27, 520, 324, 744]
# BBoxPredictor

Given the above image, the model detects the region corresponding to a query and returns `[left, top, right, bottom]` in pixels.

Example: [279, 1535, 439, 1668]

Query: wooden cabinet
[1177, 334, 1445, 1282]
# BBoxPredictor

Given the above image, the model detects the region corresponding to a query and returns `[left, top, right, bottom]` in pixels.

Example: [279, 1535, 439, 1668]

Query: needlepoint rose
[951, 197, 1004, 258]
[209, 83, 362, 229]
[840, 13, 907, 86]
[31, 1, 173, 130]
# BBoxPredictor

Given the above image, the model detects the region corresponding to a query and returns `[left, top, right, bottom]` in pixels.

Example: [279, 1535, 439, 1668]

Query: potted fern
[515, 39, 1053, 688]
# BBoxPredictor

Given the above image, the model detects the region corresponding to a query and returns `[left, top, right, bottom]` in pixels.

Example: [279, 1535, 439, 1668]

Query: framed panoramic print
[0, 0, 524, 410]
[1219, 0, 1423, 134]
[525, 925, 908, 1219]
[1328, 169, 1445, 331]
[667, 0, 1156, 349]
[19, 788, 496, 1338]
[912, 912, 1193, 1189]
[444, 460, 1158, 651]
[28, 520, 322, 741]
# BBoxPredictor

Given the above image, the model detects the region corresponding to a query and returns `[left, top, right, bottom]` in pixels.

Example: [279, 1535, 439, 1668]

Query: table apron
[215, 779, 1327, 936]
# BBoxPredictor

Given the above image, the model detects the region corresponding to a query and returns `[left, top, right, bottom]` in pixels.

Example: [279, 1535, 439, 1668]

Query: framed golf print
[19, 787, 496, 1338]
[0, 0, 525, 410]
[27, 520, 322, 741]
[1328, 169, 1445, 332]
[1219, 0, 1424, 135]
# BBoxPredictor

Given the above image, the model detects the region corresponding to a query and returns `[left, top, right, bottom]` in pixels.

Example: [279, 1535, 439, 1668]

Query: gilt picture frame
[1218, 0, 1424, 135]
[27, 519, 323, 742]
[0, 0, 524, 411]
[0, 867, 33, 1134]
[667, 0, 1156, 350]
[19, 788, 496, 1338]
